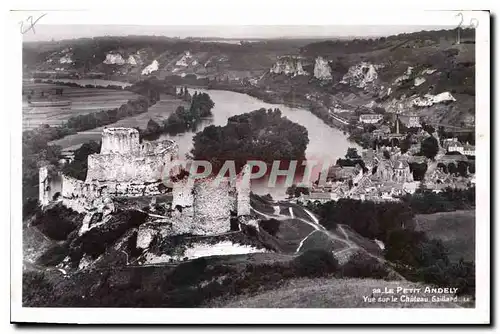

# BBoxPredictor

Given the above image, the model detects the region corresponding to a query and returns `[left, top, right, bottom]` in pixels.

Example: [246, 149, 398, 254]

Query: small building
[398, 114, 422, 128]
[447, 142, 464, 154]
[327, 165, 363, 184]
[359, 114, 383, 124]
[463, 143, 475, 156]
[442, 137, 459, 150]
[300, 192, 335, 203]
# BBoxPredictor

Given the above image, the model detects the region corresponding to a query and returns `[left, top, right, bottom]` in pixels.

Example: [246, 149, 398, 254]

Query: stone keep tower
[100, 127, 140, 154]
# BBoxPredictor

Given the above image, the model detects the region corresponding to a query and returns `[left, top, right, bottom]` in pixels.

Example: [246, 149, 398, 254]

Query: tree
[409, 163, 428, 181]
[383, 150, 391, 160]
[457, 161, 469, 177]
[286, 184, 310, 198]
[345, 147, 361, 160]
[421, 122, 435, 135]
[420, 136, 439, 159]
[400, 135, 412, 154]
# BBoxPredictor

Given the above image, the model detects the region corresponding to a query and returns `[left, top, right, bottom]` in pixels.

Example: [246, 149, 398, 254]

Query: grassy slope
[210, 277, 471, 308]
[414, 210, 475, 262]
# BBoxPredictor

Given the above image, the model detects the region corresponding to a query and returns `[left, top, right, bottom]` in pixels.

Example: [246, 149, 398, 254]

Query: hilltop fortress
[39, 127, 251, 237]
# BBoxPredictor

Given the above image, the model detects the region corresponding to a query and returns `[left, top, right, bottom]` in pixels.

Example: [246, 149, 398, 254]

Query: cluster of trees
[140, 92, 215, 139]
[400, 187, 475, 214]
[420, 136, 439, 159]
[307, 187, 476, 296]
[66, 97, 149, 132]
[191, 108, 309, 173]
[286, 184, 310, 199]
[62, 141, 101, 181]
[408, 162, 428, 181]
[438, 126, 475, 145]
[306, 198, 413, 242]
[437, 161, 474, 176]
[384, 229, 475, 296]
[36, 80, 126, 91]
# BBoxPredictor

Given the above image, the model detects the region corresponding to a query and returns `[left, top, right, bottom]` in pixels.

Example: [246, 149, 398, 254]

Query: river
[46, 83, 359, 198]
[157, 89, 361, 198]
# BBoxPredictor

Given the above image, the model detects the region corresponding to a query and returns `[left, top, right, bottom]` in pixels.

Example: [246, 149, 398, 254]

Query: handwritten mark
[19, 13, 47, 35]
[455, 12, 479, 29]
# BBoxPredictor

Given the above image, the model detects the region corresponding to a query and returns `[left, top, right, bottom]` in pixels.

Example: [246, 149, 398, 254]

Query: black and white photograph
[8, 4, 491, 325]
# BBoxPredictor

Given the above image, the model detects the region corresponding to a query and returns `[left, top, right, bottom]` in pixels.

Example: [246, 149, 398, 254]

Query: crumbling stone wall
[86, 150, 175, 183]
[39, 166, 63, 206]
[61, 174, 168, 212]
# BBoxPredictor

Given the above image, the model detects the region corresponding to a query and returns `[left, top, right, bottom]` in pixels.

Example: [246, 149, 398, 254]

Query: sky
[22, 25, 455, 42]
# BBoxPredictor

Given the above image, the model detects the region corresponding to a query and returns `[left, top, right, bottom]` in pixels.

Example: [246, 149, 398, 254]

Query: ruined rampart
[61, 174, 169, 212]
[86, 134, 178, 183]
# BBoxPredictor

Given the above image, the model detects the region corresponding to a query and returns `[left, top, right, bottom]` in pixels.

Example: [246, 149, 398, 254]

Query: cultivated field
[22, 83, 139, 130]
[48, 94, 188, 150]
[414, 210, 475, 262]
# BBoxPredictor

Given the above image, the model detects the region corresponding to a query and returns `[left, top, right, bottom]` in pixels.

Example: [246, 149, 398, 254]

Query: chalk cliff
[341, 62, 381, 89]
[103, 53, 126, 65]
[313, 57, 332, 80]
[270, 56, 308, 76]
[142, 60, 159, 75]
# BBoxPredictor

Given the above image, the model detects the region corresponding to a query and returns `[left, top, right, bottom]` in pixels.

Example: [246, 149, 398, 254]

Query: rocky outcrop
[103, 53, 126, 65]
[176, 51, 193, 67]
[412, 92, 456, 107]
[270, 56, 308, 76]
[127, 55, 138, 66]
[421, 68, 437, 75]
[414, 77, 426, 86]
[59, 55, 73, 64]
[341, 62, 381, 89]
[393, 66, 414, 85]
[142, 60, 159, 75]
[313, 57, 332, 80]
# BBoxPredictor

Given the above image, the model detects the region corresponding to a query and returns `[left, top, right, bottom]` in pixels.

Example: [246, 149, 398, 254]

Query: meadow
[22, 83, 139, 130]
[414, 210, 475, 262]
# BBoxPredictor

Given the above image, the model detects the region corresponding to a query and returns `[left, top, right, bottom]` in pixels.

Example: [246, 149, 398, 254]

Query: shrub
[36, 243, 69, 266]
[170, 257, 208, 286]
[341, 252, 389, 279]
[23, 198, 40, 220]
[259, 218, 281, 236]
[30, 204, 83, 241]
[292, 249, 339, 278]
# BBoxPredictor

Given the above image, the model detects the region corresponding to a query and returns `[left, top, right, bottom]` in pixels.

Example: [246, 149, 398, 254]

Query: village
[298, 110, 476, 204]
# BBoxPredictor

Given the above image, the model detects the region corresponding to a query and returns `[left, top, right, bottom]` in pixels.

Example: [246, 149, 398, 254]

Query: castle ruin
[39, 127, 251, 236]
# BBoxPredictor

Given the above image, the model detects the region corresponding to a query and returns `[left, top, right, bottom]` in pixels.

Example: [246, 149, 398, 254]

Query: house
[463, 143, 475, 156]
[447, 142, 464, 154]
[398, 114, 422, 128]
[442, 137, 459, 150]
[327, 165, 363, 184]
[359, 114, 383, 124]
[300, 192, 335, 203]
